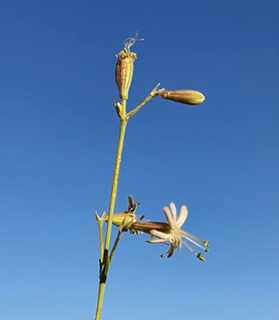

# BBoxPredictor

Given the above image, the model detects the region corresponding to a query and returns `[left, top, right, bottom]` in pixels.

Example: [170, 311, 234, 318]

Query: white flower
[147, 203, 209, 260]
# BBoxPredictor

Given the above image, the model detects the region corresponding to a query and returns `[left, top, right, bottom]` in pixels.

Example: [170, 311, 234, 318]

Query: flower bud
[160, 90, 205, 105]
[115, 51, 137, 101]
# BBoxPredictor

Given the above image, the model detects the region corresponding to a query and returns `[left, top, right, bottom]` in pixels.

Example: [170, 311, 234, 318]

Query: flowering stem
[94, 84, 160, 318]
[126, 83, 163, 120]
[104, 117, 127, 258]
[109, 229, 123, 261]
[95, 102, 128, 320]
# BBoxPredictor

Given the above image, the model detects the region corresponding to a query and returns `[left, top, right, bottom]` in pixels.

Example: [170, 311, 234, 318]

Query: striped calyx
[160, 90, 205, 105]
[115, 51, 137, 101]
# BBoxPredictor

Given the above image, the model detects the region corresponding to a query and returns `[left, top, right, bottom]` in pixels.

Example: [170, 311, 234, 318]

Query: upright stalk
[95, 101, 128, 320]
[93, 34, 207, 320]
[94, 85, 161, 319]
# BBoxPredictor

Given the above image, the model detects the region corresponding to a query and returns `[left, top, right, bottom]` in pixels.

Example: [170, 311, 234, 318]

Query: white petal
[163, 206, 175, 229]
[150, 229, 171, 240]
[146, 238, 167, 244]
[176, 205, 188, 228]
[170, 202, 177, 222]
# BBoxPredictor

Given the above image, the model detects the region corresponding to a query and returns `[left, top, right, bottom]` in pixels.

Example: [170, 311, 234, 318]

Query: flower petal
[169, 202, 177, 222]
[146, 238, 167, 244]
[176, 205, 188, 228]
[163, 206, 175, 229]
[150, 229, 171, 240]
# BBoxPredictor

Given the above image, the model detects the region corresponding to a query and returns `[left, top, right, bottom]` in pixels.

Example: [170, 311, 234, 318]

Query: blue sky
[1, 0, 278, 319]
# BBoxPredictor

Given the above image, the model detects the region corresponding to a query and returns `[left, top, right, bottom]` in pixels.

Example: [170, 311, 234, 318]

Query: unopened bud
[160, 90, 205, 105]
[115, 51, 137, 101]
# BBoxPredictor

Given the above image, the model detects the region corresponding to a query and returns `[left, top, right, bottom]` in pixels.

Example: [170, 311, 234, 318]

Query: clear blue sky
[1, 0, 278, 319]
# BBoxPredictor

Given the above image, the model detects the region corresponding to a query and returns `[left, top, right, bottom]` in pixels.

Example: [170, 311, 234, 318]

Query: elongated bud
[115, 51, 137, 101]
[160, 90, 205, 105]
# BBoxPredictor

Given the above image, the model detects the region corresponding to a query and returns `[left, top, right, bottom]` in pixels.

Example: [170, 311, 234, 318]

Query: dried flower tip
[115, 51, 137, 101]
[127, 195, 139, 213]
[160, 90, 205, 105]
[123, 31, 144, 53]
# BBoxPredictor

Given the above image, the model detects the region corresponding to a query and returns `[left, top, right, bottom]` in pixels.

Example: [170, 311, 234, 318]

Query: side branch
[126, 83, 164, 120]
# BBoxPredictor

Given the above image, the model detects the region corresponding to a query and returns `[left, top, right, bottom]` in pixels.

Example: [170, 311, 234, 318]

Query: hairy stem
[95, 105, 127, 320]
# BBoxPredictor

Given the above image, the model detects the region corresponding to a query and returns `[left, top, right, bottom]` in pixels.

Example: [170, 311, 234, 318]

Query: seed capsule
[160, 90, 205, 105]
[115, 50, 137, 101]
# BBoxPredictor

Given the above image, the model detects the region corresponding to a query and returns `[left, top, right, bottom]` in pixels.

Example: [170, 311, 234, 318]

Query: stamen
[182, 239, 198, 255]
[185, 236, 207, 251]
[197, 253, 206, 262]
[184, 231, 205, 245]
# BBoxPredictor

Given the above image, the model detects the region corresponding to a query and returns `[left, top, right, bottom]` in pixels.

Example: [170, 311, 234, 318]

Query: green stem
[127, 83, 162, 120]
[95, 105, 128, 320]
[95, 213, 104, 262]
[94, 84, 159, 319]
[104, 118, 127, 252]
[109, 229, 123, 261]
